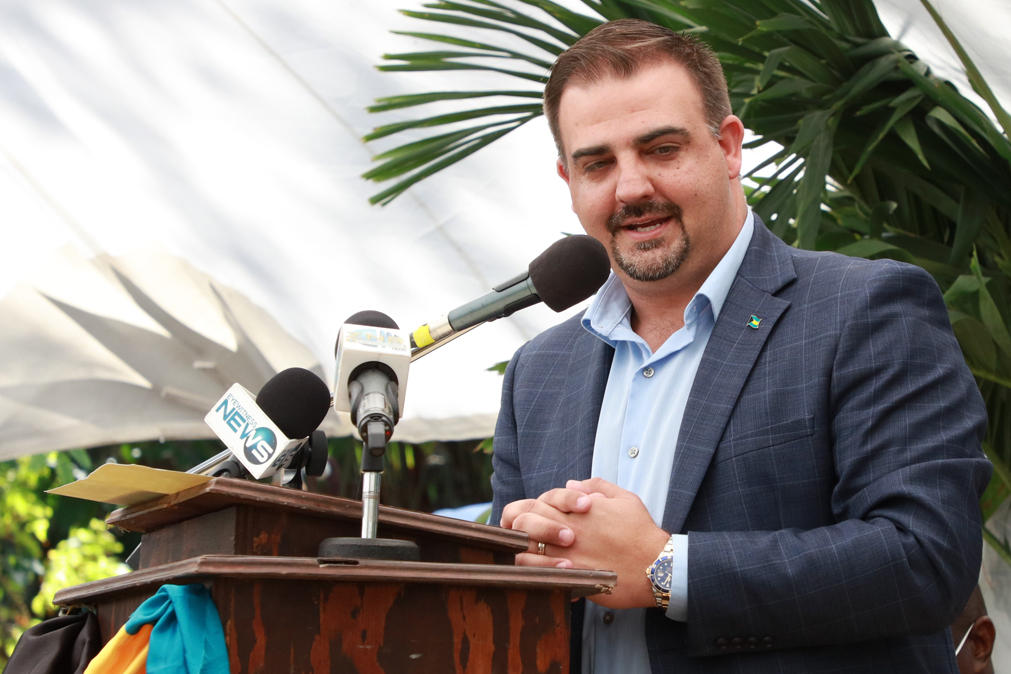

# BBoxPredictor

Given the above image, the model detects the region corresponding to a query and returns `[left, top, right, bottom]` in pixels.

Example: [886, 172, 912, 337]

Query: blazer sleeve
[490, 343, 528, 528]
[684, 261, 991, 655]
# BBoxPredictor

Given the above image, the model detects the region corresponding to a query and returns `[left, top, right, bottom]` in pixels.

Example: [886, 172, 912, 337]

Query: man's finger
[515, 552, 574, 569]
[565, 477, 627, 498]
[500, 498, 540, 529]
[537, 487, 594, 513]
[511, 512, 575, 547]
[501, 498, 574, 530]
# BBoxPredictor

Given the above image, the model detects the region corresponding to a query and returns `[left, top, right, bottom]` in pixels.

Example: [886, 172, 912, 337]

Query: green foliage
[365, 0, 1011, 550]
[1, 457, 53, 660]
[487, 360, 509, 374]
[0, 451, 118, 665]
[32, 520, 130, 618]
[309, 436, 493, 512]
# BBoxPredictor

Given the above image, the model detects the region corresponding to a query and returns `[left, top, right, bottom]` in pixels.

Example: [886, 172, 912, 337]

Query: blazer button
[730, 637, 743, 651]
[602, 611, 614, 625]
[715, 637, 728, 651]
[761, 636, 774, 649]
[746, 637, 759, 650]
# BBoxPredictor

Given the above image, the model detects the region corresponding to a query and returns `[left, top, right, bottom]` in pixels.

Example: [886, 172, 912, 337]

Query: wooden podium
[53, 478, 616, 673]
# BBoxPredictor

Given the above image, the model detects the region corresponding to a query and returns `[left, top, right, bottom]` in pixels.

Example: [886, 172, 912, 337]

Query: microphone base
[318, 537, 420, 562]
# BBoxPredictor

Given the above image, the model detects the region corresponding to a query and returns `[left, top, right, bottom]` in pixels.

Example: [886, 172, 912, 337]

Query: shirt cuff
[663, 533, 688, 622]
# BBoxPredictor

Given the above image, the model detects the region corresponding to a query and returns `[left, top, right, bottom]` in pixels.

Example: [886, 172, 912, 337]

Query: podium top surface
[106, 477, 527, 555]
[54, 554, 618, 605]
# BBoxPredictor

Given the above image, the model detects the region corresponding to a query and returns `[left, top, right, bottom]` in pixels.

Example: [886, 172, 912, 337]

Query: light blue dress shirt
[579, 209, 754, 674]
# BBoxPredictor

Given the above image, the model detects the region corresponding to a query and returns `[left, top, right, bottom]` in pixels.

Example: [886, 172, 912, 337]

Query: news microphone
[409, 235, 610, 359]
[125, 369, 332, 570]
[333, 310, 412, 540]
[203, 367, 331, 480]
[333, 311, 411, 454]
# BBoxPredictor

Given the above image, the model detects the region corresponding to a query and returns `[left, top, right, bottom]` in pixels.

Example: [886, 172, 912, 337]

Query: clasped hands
[500, 477, 670, 609]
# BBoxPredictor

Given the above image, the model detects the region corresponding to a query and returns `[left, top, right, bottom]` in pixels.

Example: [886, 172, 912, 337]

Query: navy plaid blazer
[490, 216, 991, 673]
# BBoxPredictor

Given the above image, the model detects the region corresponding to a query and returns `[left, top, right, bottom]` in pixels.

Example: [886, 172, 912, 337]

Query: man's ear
[969, 616, 995, 673]
[557, 158, 570, 185]
[718, 115, 745, 181]
[557, 159, 577, 213]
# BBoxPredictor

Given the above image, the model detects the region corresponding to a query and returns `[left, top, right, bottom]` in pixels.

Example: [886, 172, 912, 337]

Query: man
[490, 19, 990, 673]
[953, 585, 996, 674]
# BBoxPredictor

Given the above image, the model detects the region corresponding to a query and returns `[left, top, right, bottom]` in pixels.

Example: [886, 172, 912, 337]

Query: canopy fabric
[0, 244, 357, 461]
[0, 0, 1008, 457]
[0, 0, 574, 453]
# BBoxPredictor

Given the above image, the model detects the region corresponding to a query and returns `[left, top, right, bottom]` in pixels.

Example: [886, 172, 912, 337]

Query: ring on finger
[537, 541, 546, 555]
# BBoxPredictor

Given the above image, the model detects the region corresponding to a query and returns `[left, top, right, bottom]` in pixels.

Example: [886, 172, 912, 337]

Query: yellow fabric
[84, 623, 151, 674]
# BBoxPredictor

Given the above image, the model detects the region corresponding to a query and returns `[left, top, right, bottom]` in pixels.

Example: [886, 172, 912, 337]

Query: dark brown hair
[544, 19, 731, 159]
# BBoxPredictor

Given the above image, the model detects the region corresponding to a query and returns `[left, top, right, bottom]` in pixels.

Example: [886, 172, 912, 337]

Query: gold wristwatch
[645, 538, 675, 610]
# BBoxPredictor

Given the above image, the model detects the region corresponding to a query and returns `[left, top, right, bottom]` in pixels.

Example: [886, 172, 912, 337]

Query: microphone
[332, 310, 411, 540]
[409, 235, 610, 359]
[203, 367, 331, 480]
[333, 311, 411, 454]
[125, 368, 332, 569]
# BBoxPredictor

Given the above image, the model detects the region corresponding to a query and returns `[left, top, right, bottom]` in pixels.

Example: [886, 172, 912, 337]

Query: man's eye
[583, 160, 610, 173]
[652, 145, 679, 156]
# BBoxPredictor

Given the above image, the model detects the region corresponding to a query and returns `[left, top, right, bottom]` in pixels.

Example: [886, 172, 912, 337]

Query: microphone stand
[318, 369, 419, 561]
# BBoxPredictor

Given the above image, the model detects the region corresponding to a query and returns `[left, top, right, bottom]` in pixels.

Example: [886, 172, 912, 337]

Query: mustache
[606, 201, 683, 235]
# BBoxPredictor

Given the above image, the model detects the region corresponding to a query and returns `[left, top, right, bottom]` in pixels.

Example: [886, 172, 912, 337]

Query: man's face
[555, 60, 743, 289]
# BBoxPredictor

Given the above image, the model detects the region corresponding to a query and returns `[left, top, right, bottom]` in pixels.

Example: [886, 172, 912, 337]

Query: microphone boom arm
[409, 324, 480, 361]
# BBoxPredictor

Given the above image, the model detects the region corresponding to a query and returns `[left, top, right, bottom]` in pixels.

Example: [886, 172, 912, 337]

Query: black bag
[5, 611, 101, 674]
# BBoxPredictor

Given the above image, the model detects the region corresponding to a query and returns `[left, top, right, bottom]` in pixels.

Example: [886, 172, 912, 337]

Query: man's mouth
[624, 217, 668, 233]
[606, 201, 683, 238]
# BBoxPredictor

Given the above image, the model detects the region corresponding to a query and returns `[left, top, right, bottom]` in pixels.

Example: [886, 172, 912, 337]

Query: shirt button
[643, 367, 655, 378]
[602, 611, 614, 625]
[628, 446, 640, 458]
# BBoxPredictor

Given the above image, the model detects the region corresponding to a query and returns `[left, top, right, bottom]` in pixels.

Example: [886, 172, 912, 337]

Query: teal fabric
[125, 583, 229, 674]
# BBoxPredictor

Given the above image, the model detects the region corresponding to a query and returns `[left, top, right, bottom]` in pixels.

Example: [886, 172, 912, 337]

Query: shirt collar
[697, 207, 754, 321]
[582, 208, 755, 344]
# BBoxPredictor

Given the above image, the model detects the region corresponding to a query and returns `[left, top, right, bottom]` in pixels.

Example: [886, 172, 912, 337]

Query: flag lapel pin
[747, 315, 762, 329]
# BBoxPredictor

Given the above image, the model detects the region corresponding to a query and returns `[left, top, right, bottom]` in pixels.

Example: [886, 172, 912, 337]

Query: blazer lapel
[569, 328, 614, 483]
[661, 218, 796, 534]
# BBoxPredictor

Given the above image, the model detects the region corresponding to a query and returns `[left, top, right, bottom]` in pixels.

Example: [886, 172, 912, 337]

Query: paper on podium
[48, 464, 211, 506]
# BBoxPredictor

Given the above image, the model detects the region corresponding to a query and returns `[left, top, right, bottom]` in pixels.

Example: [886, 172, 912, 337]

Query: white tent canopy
[1, 0, 1007, 456]
[0, 0, 586, 455]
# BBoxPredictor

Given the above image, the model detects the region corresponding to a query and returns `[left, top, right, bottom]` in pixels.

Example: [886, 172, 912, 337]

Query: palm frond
[365, 0, 1011, 490]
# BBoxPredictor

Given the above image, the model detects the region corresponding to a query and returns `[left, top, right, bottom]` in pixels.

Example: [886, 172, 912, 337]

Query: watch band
[646, 538, 675, 610]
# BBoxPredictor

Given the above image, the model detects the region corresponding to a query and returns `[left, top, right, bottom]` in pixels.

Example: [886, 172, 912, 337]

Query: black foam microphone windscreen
[344, 310, 399, 330]
[256, 367, 331, 439]
[528, 235, 611, 312]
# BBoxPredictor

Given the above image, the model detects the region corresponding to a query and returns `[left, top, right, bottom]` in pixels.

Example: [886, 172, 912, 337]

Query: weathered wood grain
[55, 556, 612, 673]
[54, 555, 616, 605]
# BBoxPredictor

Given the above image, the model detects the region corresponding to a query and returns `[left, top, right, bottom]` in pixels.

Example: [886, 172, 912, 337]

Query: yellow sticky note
[48, 464, 211, 506]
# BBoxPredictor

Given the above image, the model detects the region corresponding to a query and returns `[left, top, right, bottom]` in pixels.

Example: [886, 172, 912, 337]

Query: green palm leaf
[366, 0, 1011, 557]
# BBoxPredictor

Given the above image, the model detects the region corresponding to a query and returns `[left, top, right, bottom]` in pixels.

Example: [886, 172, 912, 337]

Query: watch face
[651, 557, 673, 591]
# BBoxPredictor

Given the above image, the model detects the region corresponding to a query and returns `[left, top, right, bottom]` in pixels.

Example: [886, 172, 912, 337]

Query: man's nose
[614, 158, 655, 205]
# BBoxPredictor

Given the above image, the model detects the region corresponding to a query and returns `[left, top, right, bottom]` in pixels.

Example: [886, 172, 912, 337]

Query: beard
[606, 201, 690, 282]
